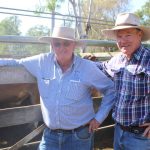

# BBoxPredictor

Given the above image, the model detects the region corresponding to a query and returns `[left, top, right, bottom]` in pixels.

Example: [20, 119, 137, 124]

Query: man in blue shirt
[98, 12, 150, 150]
[0, 26, 115, 150]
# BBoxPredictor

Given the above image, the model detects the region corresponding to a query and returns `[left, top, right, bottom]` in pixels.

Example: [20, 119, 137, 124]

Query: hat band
[52, 36, 75, 40]
[116, 23, 138, 27]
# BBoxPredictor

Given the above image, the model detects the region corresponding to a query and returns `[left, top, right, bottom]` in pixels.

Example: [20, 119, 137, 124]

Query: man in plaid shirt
[99, 12, 150, 150]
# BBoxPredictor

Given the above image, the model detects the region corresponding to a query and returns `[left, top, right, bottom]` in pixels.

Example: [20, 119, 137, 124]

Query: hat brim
[102, 26, 150, 41]
[39, 36, 85, 48]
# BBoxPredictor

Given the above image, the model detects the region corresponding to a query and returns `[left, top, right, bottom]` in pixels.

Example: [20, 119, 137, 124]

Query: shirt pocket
[65, 80, 88, 101]
[132, 69, 150, 96]
[38, 77, 56, 99]
[111, 68, 123, 91]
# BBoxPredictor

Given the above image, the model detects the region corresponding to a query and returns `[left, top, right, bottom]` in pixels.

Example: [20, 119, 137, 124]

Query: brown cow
[0, 83, 40, 108]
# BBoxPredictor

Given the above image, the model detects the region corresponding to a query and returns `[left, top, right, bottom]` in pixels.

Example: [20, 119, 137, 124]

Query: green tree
[0, 16, 21, 35]
[25, 25, 50, 55]
[0, 16, 22, 56]
[35, 0, 130, 53]
[135, 0, 150, 26]
[26, 25, 50, 36]
[36, 0, 64, 12]
[82, 0, 130, 40]
[36, 0, 65, 31]
[35, 0, 83, 37]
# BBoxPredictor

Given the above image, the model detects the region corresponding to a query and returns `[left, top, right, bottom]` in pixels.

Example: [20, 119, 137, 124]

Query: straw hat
[39, 26, 84, 47]
[102, 12, 150, 41]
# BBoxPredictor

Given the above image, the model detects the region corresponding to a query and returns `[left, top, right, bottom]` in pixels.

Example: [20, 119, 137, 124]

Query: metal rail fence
[0, 35, 117, 58]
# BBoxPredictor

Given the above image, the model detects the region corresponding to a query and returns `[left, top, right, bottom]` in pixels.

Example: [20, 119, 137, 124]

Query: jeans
[38, 126, 94, 150]
[114, 123, 150, 150]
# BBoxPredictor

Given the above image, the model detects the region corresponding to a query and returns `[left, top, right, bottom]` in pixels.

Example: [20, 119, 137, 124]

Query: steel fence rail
[0, 35, 117, 47]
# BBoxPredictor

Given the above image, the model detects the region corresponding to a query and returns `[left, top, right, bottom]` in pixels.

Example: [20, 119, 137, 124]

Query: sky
[131, 0, 147, 10]
[0, 0, 52, 35]
[0, 0, 148, 35]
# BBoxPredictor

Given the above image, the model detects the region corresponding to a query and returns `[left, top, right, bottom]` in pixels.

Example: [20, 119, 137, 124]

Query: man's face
[116, 28, 143, 59]
[51, 39, 76, 61]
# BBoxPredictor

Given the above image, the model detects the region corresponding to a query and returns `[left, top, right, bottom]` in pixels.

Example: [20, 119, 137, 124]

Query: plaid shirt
[101, 45, 150, 126]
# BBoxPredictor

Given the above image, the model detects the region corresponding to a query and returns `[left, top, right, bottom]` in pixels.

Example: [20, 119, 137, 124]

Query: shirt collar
[53, 53, 76, 71]
[133, 45, 145, 61]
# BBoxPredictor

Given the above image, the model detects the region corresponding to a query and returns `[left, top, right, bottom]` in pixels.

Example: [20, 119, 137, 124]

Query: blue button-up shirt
[0, 53, 115, 129]
[99, 45, 150, 126]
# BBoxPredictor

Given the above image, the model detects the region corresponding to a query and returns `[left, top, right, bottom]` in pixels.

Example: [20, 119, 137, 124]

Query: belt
[119, 124, 148, 134]
[48, 124, 89, 134]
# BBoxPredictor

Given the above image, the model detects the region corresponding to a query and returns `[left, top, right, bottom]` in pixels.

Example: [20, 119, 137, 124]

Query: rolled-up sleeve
[0, 54, 44, 78]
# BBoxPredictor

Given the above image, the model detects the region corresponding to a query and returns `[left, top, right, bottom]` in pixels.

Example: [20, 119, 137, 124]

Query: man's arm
[87, 63, 115, 132]
[0, 58, 20, 66]
[0, 54, 43, 78]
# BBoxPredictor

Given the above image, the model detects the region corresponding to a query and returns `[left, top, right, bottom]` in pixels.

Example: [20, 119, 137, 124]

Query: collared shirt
[100, 45, 150, 126]
[0, 52, 115, 129]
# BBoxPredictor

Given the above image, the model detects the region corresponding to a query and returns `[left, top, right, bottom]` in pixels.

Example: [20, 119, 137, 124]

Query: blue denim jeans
[114, 123, 150, 150]
[38, 126, 94, 150]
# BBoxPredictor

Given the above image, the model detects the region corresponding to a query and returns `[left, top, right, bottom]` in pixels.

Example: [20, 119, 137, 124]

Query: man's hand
[89, 118, 100, 133]
[140, 123, 150, 138]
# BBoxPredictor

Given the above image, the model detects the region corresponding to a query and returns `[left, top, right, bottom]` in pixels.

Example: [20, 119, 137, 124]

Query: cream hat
[39, 26, 84, 47]
[102, 12, 150, 41]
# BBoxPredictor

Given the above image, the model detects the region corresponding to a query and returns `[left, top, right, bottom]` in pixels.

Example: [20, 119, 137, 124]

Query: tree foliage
[26, 25, 50, 36]
[0, 16, 22, 56]
[36, 0, 64, 12]
[0, 17, 50, 57]
[82, 0, 130, 40]
[135, 0, 150, 26]
[25, 25, 50, 55]
[0, 16, 21, 35]
[0, 0, 132, 56]
[36, 0, 130, 38]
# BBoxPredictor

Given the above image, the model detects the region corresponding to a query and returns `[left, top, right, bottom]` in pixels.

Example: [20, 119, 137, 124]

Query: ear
[72, 42, 76, 50]
[138, 30, 143, 39]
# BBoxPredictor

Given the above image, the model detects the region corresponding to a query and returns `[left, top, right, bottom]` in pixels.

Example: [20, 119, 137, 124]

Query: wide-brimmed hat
[102, 12, 150, 41]
[39, 26, 84, 47]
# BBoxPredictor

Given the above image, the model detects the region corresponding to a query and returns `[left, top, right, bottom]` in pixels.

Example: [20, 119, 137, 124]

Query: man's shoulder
[141, 46, 150, 63]
[143, 46, 150, 55]
[75, 55, 95, 65]
[75, 55, 99, 72]
[39, 52, 52, 57]
[36, 52, 53, 61]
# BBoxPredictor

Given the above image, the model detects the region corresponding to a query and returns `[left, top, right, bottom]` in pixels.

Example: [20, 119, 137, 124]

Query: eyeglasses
[53, 41, 74, 48]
